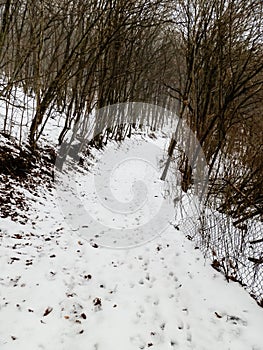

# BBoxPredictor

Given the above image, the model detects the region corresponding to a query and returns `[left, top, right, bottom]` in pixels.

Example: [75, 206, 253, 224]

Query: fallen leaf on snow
[43, 306, 53, 316]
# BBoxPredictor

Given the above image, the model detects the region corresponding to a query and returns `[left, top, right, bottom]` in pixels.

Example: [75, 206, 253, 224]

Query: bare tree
[161, 0, 262, 205]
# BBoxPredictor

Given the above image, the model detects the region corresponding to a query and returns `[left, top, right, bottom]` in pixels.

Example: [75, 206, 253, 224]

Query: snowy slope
[0, 136, 262, 350]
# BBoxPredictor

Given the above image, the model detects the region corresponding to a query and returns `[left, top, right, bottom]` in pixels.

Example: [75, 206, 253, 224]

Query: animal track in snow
[153, 299, 159, 306]
[186, 331, 192, 342]
[178, 319, 184, 330]
[170, 339, 179, 347]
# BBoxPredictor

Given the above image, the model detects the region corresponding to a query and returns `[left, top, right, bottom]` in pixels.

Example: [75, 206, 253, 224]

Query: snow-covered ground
[0, 135, 262, 350]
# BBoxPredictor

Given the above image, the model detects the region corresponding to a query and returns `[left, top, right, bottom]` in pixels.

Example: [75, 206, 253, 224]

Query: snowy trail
[1, 215, 262, 350]
[0, 138, 263, 350]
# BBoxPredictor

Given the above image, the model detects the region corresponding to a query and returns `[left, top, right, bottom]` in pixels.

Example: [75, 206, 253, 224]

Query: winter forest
[0, 1, 262, 349]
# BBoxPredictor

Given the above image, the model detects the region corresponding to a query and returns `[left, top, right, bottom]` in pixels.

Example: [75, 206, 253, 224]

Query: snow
[0, 135, 262, 350]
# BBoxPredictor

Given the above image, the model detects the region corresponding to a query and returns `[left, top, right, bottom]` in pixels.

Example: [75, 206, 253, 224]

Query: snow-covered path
[1, 214, 262, 350]
[0, 138, 262, 350]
